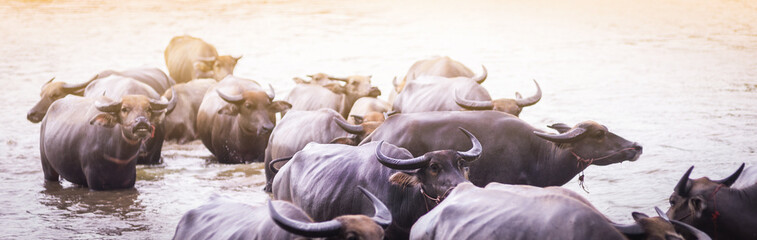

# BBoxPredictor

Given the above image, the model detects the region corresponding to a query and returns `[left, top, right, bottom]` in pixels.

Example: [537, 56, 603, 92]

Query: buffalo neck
[386, 183, 431, 239]
[340, 93, 360, 119]
[704, 186, 757, 239]
[533, 139, 588, 186]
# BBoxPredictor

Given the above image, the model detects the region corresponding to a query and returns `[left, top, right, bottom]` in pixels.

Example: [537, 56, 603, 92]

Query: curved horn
[268, 201, 342, 238]
[675, 166, 694, 196]
[150, 87, 176, 112]
[670, 219, 712, 240]
[334, 116, 364, 134]
[216, 89, 244, 104]
[454, 90, 493, 110]
[45, 77, 55, 85]
[328, 76, 349, 82]
[547, 123, 572, 134]
[95, 98, 122, 113]
[358, 186, 392, 229]
[196, 56, 216, 62]
[713, 163, 745, 187]
[375, 141, 431, 170]
[533, 127, 587, 143]
[612, 222, 645, 235]
[62, 74, 99, 90]
[514, 79, 542, 107]
[654, 206, 670, 222]
[268, 156, 293, 174]
[266, 84, 275, 100]
[472, 65, 487, 84]
[457, 127, 482, 161]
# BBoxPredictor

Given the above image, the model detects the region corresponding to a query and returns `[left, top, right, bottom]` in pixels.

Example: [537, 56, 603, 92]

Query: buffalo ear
[688, 197, 707, 218]
[218, 104, 239, 115]
[270, 101, 292, 113]
[631, 212, 649, 221]
[350, 115, 364, 124]
[388, 172, 420, 187]
[89, 113, 117, 128]
[329, 136, 358, 145]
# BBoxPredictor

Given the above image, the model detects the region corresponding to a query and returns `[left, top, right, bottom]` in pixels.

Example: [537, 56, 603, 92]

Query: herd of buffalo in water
[26, 35, 756, 239]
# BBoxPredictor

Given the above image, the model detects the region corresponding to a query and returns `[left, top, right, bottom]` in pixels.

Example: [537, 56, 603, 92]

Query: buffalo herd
[27, 35, 753, 239]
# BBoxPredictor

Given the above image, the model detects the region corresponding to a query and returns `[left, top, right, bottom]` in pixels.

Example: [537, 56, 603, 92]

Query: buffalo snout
[132, 116, 152, 138]
[27, 110, 44, 123]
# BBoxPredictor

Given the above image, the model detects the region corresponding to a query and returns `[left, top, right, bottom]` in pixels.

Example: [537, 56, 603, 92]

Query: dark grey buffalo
[273, 129, 481, 240]
[410, 182, 708, 240]
[173, 187, 391, 240]
[362, 111, 642, 187]
[667, 163, 756, 240]
[164, 35, 240, 83]
[285, 75, 381, 119]
[162, 79, 216, 144]
[263, 108, 382, 192]
[39, 90, 173, 190]
[27, 75, 98, 123]
[84, 75, 177, 164]
[196, 75, 291, 163]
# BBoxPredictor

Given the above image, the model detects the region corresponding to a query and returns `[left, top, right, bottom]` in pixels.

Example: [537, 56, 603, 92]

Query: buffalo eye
[121, 108, 130, 113]
[669, 196, 675, 206]
[244, 103, 252, 109]
[429, 163, 440, 174]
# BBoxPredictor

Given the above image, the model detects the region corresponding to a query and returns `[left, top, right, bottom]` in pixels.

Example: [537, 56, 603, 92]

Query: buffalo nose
[633, 144, 643, 152]
[27, 111, 43, 123]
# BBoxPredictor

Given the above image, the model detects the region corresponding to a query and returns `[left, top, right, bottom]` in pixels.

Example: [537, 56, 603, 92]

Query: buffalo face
[89, 93, 173, 142]
[28, 76, 98, 123]
[331, 75, 381, 98]
[666, 164, 744, 232]
[212, 55, 241, 81]
[217, 87, 291, 136]
[534, 120, 643, 166]
[376, 128, 481, 203]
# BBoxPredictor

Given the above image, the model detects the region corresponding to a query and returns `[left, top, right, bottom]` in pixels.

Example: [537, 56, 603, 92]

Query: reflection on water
[1, 0, 756, 239]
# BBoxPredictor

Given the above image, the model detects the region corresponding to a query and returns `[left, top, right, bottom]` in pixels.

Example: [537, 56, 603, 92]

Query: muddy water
[1, 0, 756, 239]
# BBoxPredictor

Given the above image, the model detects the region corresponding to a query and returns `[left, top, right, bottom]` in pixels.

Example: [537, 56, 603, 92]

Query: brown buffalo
[27, 75, 98, 123]
[164, 35, 240, 83]
[347, 97, 390, 124]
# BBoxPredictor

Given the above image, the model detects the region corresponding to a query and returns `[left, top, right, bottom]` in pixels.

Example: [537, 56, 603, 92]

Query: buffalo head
[533, 121, 642, 166]
[613, 207, 710, 240]
[216, 85, 291, 136]
[89, 89, 176, 143]
[28, 75, 98, 123]
[455, 79, 541, 116]
[666, 163, 744, 237]
[330, 75, 381, 98]
[375, 128, 481, 203]
[193, 55, 241, 81]
[269, 186, 391, 240]
[329, 114, 384, 145]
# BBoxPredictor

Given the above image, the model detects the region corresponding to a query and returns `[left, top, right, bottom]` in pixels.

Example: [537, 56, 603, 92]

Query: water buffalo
[27, 75, 98, 123]
[362, 111, 642, 187]
[667, 163, 756, 239]
[388, 56, 484, 104]
[173, 187, 391, 240]
[162, 79, 216, 144]
[285, 75, 381, 119]
[410, 182, 708, 240]
[164, 35, 240, 83]
[95, 67, 175, 94]
[263, 108, 384, 192]
[39, 91, 172, 190]
[84, 75, 177, 164]
[272, 128, 481, 240]
[347, 97, 390, 124]
[196, 75, 291, 163]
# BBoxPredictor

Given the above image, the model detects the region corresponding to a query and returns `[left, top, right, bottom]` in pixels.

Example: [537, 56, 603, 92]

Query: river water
[1, 0, 756, 239]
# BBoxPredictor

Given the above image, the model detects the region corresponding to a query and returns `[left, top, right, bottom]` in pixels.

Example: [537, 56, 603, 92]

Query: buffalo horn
[62, 74, 99, 91]
[268, 201, 342, 238]
[456, 127, 482, 161]
[375, 141, 431, 170]
[675, 166, 694, 196]
[514, 79, 542, 107]
[358, 186, 392, 229]
[268, 156, 293, 174]
[547, 123, 572, 134]
[150, 87, 175, 112]
[472, 65, 487, 84]
[454, 90, 493, 110]
[45, 77, 55, 85]
[533, 127, 587, 143]
[334, 116, 364, 134]
[216, 89, 244, 104]
[95, 97, 122, 113]
[654, 206, 670, 222]
[612, 222, 645, 235]
[713, 163, 745, 187]
[266, 84, 276, 100]
[670, 219, 712, 240]
[328, 76, 349, 82]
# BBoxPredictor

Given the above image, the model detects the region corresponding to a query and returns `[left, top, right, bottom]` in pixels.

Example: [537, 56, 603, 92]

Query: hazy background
[1, 0, 756, 239]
